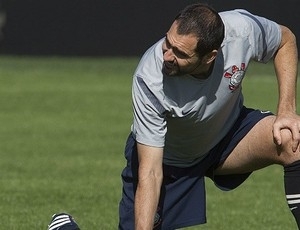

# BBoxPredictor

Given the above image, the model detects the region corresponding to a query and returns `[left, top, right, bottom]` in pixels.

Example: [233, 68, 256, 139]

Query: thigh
[215, 115, 300, 175]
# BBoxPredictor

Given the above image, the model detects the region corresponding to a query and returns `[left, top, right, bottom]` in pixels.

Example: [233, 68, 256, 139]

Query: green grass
[0, 56, 299, 229]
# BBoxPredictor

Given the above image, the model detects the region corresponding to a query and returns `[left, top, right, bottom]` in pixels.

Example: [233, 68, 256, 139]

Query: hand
[273, 112, 300, 152]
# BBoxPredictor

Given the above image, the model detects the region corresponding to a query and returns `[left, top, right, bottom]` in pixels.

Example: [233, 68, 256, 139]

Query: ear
[203, 50, 218, 64]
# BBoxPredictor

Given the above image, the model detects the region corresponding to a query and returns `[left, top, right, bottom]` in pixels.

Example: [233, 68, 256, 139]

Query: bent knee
[277, 129, 300, 165]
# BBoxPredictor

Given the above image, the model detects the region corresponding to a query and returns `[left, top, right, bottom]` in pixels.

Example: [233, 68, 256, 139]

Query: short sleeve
[131, 75, 167, 147]
[236, 9, 281, 63]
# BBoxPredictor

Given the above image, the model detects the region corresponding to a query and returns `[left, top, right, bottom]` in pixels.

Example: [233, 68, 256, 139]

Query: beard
[162, 57, 203, 77]
[162, 61, 182, 76]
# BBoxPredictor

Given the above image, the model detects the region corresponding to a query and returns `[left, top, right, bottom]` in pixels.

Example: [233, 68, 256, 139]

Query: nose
[163, 48, 175, 62]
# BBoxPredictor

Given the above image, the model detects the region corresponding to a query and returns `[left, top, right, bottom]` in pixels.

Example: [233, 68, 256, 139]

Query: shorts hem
[167, 218, 206, 230]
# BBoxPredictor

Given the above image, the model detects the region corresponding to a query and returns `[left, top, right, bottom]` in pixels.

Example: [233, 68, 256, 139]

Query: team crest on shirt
[224, 63, 246, 90]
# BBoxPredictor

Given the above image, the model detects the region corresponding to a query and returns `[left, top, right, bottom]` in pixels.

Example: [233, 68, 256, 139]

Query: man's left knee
[277, 129, 300, 165]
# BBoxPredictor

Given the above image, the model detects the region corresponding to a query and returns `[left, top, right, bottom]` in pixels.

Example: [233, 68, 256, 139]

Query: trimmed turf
[0, 56, 298, 229]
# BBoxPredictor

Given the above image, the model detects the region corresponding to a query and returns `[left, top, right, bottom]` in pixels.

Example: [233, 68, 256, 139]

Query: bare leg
[215, 115, 300, 175]
[214, 115, 300, 228]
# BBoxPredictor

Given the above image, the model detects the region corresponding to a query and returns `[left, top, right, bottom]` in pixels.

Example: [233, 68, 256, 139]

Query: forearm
[135, 173, 163, 229]
[135, 143, 164, 230]
[274, 25, 298, 114]
[272, 25, 300, 149]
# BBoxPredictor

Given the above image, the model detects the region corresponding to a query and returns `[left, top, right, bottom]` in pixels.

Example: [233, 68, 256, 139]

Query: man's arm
[135, 143, 164, 230]
[273, 25, 300, 151]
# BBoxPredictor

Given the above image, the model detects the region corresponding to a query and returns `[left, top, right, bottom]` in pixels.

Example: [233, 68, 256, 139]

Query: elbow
[138, 166, 163, 190]
[138, 168, 163, 184]
[280, 25, 298, 49]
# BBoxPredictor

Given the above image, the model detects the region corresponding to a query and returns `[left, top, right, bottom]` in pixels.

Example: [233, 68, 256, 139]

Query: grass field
[0, 55, 299, 229]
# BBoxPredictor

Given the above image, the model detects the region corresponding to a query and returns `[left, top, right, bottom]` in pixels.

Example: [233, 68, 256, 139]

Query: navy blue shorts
[119, 107, 273, 230]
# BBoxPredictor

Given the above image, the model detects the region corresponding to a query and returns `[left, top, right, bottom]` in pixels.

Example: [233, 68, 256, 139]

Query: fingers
[272, 123, 282, 146]
[290, 123, 300, 152]
[273, 115, 300, 152]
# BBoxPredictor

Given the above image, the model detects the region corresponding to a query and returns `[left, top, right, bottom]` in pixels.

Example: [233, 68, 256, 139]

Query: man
[119, 3, 300, 229]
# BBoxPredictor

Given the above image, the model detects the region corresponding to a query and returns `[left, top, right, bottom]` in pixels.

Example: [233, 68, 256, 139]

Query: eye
[173, 48, 190, 59]
[164, 35, 191, 59]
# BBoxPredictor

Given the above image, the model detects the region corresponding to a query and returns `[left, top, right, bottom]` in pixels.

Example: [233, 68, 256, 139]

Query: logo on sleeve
[224, 63, 246, 90]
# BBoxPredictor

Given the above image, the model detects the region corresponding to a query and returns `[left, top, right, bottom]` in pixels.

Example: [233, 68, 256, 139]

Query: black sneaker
[48, 213, 80, 230]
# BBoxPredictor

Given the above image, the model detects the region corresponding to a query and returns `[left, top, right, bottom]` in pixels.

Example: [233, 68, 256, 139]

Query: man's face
[162, 21, 202, 76]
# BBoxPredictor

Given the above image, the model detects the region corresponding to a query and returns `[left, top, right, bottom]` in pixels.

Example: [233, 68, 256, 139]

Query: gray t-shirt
[131, 9, 281, 167]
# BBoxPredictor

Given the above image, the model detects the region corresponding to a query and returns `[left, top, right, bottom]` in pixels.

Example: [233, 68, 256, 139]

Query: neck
[191, 60, 215, 79]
